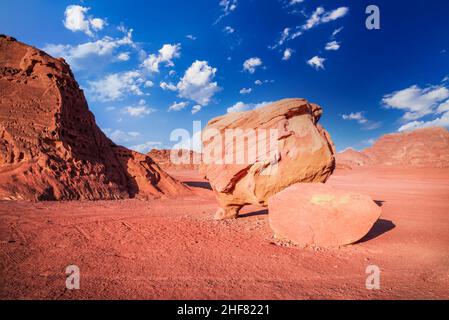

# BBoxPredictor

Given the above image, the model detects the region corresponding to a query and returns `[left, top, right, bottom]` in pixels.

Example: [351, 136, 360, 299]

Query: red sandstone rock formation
[147, 149, 201, 170]
[0, 35, 189, 200]
[336, 127, 449, 170]
[200, 98, 336, 220]
[268, 183, 381, 247]
[335, 148, 373, 170]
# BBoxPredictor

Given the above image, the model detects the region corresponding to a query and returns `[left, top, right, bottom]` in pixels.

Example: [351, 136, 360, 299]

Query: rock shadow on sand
[184, 181, 212, 190]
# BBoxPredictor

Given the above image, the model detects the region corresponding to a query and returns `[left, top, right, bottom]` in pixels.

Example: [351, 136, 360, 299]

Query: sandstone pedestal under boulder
[268, 183, 381, 247]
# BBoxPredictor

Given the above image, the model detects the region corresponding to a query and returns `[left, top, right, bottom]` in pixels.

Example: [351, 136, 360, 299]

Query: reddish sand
[1, 167, 449, 300]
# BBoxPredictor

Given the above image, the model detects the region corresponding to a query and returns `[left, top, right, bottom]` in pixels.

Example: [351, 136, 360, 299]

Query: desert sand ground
[1, 167, 448, 300]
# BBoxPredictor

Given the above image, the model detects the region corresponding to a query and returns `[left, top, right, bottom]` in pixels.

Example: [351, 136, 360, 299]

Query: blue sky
[1, 0, 448, 152]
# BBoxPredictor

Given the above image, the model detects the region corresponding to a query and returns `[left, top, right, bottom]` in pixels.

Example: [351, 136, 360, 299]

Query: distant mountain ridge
[336, 127, 449, 169]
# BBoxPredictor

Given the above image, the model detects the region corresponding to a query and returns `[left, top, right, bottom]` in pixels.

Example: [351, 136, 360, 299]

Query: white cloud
[342, 112, 367, 123]
[215, 0, 238, 24]
[103, 129, 140, 144]
[168, 101, 189, 112]
[282, 48, 293, 60]
[383, 85, 449, 120]
[224, 26, 235, 34]
[325, 40, 340, 51]
[255, 80, 263, 85]
[332, 27, 344, 37]
[227, 101, 274, 113]
[44, 29, 134, 70]
[186, 34, 197, 40]
[117, 52, 130, 61]
[63, 5, 106, 37]
[271, 6, 348, 48]
[289, 0, 304, 4]
[141, 43, 181, 73]
[177, 60, 220, 106]
[304, 6, 349, 30]
[88, 71, 145, 102]
[398, 112, 449, 132]
[342, 112, 381, 130]
[144, 80, 154, 88]
[130, 141, 163, 154]
[239, 88, 252, 94]
[191, 105, 202, 114]
[437, 100, 449, 113]
[124, 99, 156, 117]
[160, 81, 177, 91]
[88, 71, 146, 102]
[307, 56, 325, 70]
[243, 57, 263, 73]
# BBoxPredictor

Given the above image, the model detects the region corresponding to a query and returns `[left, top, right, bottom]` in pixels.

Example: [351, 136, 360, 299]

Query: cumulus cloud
[239, 88, 252, 94]
[141, 43, 181, 73]
[124, 99, 156, 117]
[144, 80, 154, 88]
[117, 52, 130, 61]
[383, 85, 449, 120]
[307, 56, 325, 70]
[186, 34, 197, 40]
[383, 83, 449, 131]
[397, 112, 449, 131]
[191, 105, 202, 114]
[325, 40, 340, 51]
[168, 101, 189, 112]
[63, 5, 106, 37]
[130, 141, 163, 154]
[243, 57, 263, 73]
[282, 48, 293, 60]
[177, 60, 220, 106]
[88, 70, 146, 102]
[342, 112, 381, 130]
[44, 29, 134, 70]
[160, 81, 177, 91]
[227, 101, 274, 113]
[224, 26, 235, 34]
[102, 128, 140, 144]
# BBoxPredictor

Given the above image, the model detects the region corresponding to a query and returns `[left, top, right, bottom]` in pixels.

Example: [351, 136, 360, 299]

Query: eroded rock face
[147, 149, 201, 170]
[364, 127, 449, 168]
[336, 127, 449, 170]
[0, 35, 188, 200]
[268, 183, 381, 247]
[200, 98, 336, 219]
[335, 148, 373, 170]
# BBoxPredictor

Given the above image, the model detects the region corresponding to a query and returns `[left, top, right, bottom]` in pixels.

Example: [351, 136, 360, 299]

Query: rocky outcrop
[336, 127, 449, 170]
[0, 35, 189, 200]
[147, 149, 201, 170]
[268, 183, 381, 247]
[335, 148, 373, 170]
[200, 98, 336, 219]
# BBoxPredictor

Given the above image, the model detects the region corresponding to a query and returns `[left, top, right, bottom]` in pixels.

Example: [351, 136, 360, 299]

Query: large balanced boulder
[0, 35, 189, 200]
[200, 98, 336, 219]
[268, 183, 381, 247]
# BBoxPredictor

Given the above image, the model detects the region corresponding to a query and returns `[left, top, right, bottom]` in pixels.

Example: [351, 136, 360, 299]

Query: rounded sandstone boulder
[268, 183, 381, 247]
